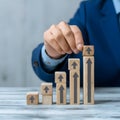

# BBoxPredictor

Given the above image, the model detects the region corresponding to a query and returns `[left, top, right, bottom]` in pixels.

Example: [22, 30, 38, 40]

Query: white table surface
[0, 87, 120, 120]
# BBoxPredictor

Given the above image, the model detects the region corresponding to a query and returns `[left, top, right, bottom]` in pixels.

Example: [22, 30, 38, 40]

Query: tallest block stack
[83, 45, 94, 105]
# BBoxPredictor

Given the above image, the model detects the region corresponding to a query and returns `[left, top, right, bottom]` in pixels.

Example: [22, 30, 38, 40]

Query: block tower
[83, 46, 94, 104]
[55, 72, 66, 105]
[41, 83, 53, 105]
[68, 59, 80, 104]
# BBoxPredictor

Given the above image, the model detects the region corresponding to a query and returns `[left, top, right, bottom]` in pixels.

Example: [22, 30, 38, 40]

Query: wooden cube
[68, 58, 80, 71]
[56, 83, 66, 105]
[26, 92, 39, 105]
[41, 83, 53, 95]
[42, 95, 52, 105]
[83, 45, 94, 56]
[70, 70, 80, 105]
[83, 56, 94, 104]
[55, 72, 66, 83]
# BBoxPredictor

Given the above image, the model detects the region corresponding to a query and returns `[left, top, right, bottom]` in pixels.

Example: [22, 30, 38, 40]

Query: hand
[44, 21, 84, 59]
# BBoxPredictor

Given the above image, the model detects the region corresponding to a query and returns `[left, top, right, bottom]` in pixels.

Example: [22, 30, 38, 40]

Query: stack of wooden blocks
[68, 58, 80, 104]
[41, 83, 53, 105]
[55, 72, 66, 105]
[26, 45, 94, 105]
[83, 46, 94, 104]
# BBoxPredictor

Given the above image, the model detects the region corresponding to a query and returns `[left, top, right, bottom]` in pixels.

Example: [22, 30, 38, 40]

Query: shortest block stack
[55, 72, 66, 105]
[26, 92, 39, 105]
[83, 45, 94, 105]
[41, 83, 53, 105]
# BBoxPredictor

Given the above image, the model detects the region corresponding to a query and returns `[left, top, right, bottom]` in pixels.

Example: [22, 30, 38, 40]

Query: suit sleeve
[31, 1, 88, 86]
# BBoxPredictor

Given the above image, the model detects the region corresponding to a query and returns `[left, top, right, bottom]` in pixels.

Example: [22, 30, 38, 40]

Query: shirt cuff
[41, 45, 67, 71]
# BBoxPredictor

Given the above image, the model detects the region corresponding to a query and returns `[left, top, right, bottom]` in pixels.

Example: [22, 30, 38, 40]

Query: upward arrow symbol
[86, 58, 92, 103]
[59, 85, 64, 103]
[44, 86, 49, 93]
[86, 47, 92, 54]
[29, 96, 35, 103]
[73, 72, 78, 103]
[73, 72, 79, 80]
[72, 62, 77, 69]
[58, 75, 63, 82]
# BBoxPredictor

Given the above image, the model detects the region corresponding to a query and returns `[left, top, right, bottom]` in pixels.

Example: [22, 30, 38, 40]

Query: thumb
[70, 25, 84, 51]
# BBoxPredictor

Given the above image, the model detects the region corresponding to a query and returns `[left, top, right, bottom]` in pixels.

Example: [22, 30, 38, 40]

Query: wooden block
[41, 83, 53, 95]
[26, 92, 39, 105]
[83, 45, 94, 56]
[70, 70, 80, 104]
[56, 83, 66, 105]
[83, 56, 94, 105]
[55, 72, 66, 83]
[68, 59, 80, 71]
[42, 95, 52, 105]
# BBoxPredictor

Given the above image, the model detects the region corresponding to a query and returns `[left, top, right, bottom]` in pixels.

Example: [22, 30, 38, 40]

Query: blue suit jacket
[32, 0, 120, 87]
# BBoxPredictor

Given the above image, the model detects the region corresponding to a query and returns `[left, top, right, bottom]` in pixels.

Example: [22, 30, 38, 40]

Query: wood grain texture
[83, 45, 94, 56]
[83, 56, 94, 104]
[68, 59, 80, 71]
[56, 83, 66, 105]
[42, 95, 52, 105]
[70, 70, 80, 105]
[26, 92, 39, 105]
[41, 83, 53, 95]
[55, 72, 66, 83]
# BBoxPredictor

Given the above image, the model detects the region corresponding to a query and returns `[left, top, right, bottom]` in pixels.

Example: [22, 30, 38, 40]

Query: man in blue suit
[32, 0, 120, 87]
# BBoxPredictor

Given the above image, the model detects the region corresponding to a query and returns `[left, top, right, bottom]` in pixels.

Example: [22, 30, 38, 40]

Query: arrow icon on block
[29, 96, 35, 103]
[58, 75, 63, 82]
[72, 62, 77, 69]
[73, 72, 78, 103]
[87, 58, 92, 103]
[59, 85, 64, 103]
[44, 86, 49, 93]
[86, 47, 92, 54]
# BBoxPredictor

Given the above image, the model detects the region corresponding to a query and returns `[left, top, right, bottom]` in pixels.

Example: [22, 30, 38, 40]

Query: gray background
[0, 0, 82, 87]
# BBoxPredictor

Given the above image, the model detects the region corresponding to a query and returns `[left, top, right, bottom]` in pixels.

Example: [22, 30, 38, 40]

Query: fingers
[44, 29, 65, 55]
[50, 25, 72, 54]
[57, 22, 79, 54]
[70, 25, 84, 51]
[44, 21, 84, 59]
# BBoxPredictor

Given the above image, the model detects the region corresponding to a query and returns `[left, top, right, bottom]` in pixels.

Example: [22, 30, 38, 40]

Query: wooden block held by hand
[56, 83, 66, 105]
[83, 56, 94, 105]
[26, 92, 39, 105]
[70, 70, 80, 104]
[55, 72, 66, 83]
[83, 45, 94, 56]
[41, 83, 53, 95]
[42, 95, 53, 105]
[68, 59, 80, 71]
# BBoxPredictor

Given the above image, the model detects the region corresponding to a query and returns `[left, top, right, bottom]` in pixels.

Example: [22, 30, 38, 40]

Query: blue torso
[32, 0, 120, 86]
